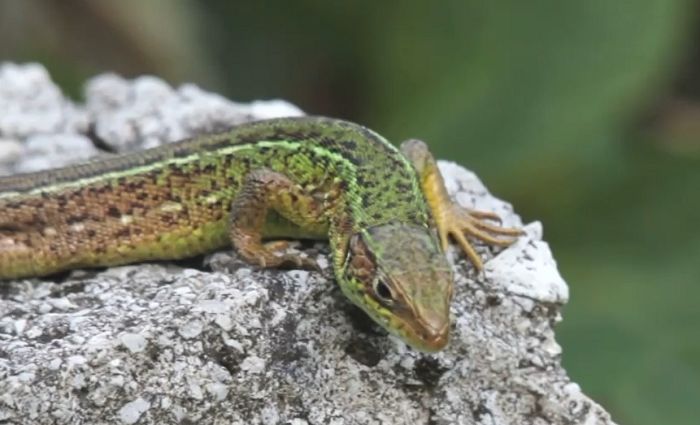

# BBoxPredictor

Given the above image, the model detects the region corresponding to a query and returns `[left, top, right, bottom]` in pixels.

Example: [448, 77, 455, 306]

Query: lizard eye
[373, 278, 394, 304]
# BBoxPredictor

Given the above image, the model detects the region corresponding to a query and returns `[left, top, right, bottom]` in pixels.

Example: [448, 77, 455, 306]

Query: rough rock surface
[0, 63, 617, 425]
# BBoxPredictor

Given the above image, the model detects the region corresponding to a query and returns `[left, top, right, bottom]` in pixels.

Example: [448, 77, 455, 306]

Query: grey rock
[15, 133, 100, 174]
[120, 333, 148, 354]
[0, 138, 23, 171]
[85, 73, 304, 152]
[0, 63, 616, 425]
[0, 63, 88, 139]
[119, 397, 151, 425]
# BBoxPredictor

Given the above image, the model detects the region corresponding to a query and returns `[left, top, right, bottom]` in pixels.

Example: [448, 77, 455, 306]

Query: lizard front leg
[400, 139, 523, 271]
[229, 168, 327, 270]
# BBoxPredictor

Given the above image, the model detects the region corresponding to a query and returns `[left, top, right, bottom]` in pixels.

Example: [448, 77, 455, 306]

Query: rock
[85, 74, 304, 152]
[119, 397, 151, 425]
[0, 63, 88, 141]
[0, 138, 23, 169]
[0, 63, 617, 425]
[14, 133, 100, 174]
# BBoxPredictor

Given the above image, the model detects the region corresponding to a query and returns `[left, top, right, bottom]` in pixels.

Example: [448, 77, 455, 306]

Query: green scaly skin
[0, 116, 520, 352]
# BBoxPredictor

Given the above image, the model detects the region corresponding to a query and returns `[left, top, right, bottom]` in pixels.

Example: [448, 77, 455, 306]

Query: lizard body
[0, 116, 520, 351]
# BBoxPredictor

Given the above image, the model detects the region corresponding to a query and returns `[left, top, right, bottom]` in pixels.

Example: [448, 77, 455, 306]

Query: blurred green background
[1, 1, 698, 423]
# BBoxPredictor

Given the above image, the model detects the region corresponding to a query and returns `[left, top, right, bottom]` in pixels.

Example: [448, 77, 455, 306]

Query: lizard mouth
[414, 323, 449, 352]
[394, 319, 450, 353]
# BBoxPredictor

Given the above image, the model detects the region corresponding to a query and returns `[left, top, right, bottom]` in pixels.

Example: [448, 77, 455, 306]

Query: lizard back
[0, 116, 430, 278]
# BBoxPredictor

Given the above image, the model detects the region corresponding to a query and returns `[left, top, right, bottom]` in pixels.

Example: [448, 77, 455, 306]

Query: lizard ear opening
[348, 233, 362, 255]
[344, 233, 376, 281]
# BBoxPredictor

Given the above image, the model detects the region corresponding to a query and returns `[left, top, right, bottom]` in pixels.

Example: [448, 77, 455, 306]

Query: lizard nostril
[422, 321, 449, 348]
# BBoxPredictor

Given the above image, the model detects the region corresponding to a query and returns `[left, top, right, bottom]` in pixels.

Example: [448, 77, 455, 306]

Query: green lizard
[0, 116, 520, 352]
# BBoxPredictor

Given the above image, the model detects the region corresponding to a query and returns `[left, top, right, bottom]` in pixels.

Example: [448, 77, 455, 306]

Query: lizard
[0, 116, 521, 352]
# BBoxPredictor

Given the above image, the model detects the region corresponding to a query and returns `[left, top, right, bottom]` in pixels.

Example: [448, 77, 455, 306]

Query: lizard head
[340, 222, 454, 352]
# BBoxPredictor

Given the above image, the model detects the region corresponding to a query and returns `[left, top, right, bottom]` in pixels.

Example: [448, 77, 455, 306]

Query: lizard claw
[436, 204, 523, 271]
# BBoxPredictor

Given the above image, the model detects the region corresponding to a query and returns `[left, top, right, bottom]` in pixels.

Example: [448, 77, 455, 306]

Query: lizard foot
[436, 204, 523, 271]
[255, 240, 320, 270]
